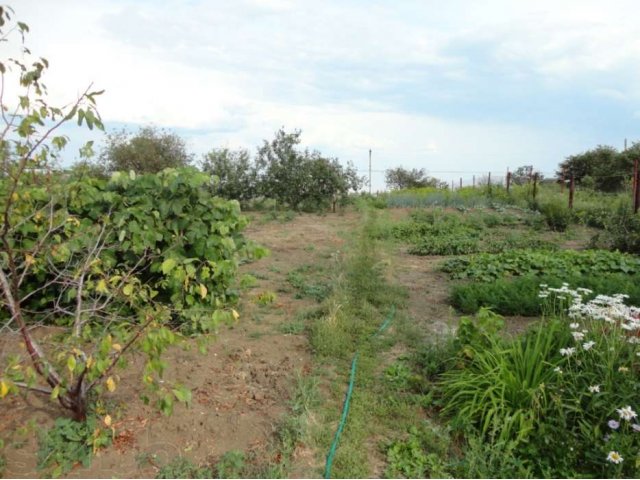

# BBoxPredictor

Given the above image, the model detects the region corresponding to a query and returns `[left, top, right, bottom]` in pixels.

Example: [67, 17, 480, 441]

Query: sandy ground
[0, 212, 356, 478]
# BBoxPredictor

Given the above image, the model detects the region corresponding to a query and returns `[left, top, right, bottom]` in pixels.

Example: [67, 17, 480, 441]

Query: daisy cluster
[540, 283, 640, 467]
[539, 284, 640, 332]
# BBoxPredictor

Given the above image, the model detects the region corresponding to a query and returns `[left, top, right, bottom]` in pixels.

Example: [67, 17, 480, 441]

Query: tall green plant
[0, 7, 257, 423]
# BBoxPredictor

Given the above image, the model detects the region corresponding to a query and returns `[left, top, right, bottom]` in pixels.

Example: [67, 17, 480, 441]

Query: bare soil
[0, 211, 356, 479]
[1, 207, 586, 478]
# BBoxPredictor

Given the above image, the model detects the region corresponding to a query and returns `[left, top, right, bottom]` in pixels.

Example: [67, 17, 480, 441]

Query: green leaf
[50, 385, 61, 400]
[172, 386, 192, 405]
[161, 258, 177, 275]
[67, 355, 76, 373]
[122, 284, 134, 296]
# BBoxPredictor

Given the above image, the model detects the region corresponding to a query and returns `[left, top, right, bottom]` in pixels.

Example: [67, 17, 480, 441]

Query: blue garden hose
[324, 305, 396, 479]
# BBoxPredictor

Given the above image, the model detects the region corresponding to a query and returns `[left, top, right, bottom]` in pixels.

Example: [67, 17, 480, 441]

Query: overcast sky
[11, 0, 640, 189]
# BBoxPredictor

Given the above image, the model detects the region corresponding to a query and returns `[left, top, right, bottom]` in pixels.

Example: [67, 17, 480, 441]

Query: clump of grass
[156, 457, 212, 479]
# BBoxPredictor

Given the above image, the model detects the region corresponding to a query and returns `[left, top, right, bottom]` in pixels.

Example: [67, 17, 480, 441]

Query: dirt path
[1, 211, 358, 479]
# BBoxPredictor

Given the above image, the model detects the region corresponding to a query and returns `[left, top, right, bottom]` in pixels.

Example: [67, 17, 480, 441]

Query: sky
[8, 0, 640, 190]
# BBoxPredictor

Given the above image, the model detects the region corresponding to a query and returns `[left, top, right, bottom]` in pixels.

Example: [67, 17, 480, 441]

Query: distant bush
[591, 204, 640, 254]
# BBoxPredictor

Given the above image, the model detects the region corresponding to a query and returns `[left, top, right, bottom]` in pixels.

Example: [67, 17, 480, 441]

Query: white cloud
[8, 0, 640, 187]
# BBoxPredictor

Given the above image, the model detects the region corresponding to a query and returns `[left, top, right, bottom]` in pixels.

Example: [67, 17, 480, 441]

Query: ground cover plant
[436, 286, 640, 478]
[442, 248, 640, 282]
[376, 207, 557, 256]
[451, 273, 640, 316]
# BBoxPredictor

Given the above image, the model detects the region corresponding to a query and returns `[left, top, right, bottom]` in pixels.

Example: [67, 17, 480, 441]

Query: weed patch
[38, 417, 112, 478]
[155, 456, 212, 479]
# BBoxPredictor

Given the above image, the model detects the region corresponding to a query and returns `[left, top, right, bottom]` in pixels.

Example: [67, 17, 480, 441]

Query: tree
[511, 165, 544, 186]
[0, 6, 120, 420]
[99, 126, 192, 173]
[255, 128, 361, 210]
[557, 145, 631, 192]
[385, 167, 446, 190]
[201, 147, 257, 203]
[300, 153, 363, 211]
[255, 128, 305, 208]
[0, 7, 255, 424]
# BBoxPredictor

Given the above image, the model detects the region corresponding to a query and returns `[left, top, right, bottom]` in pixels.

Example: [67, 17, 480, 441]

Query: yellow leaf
[11, 192, 19, 201]
[112, 343, 122, 352]
[122, 284, 134, 297]
[232, 309, 240, 321]
[67, 355, 77, 373]
[96, 279, 108, 294]
[103, 414, 112, 427]
[106, 377, 116, 392]
[25, 254, 35, 266]
[86, 357, 94, 369]
[50, 385, 61, 400]
[198, 283, 207, 299]
[0, 380, 9, 398]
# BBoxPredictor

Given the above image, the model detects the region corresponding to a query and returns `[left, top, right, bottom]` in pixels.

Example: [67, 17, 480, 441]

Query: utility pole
[368, 149, 372, 195]
[625, 138, 628, 151]
[633, 158, 640, 213]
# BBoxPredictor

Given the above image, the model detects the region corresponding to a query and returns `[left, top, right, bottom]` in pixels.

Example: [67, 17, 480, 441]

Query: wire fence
[364, 162, 640, 213]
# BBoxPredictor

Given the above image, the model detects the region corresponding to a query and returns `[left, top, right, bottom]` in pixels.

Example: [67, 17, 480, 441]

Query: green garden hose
[324, 305, 396, 479]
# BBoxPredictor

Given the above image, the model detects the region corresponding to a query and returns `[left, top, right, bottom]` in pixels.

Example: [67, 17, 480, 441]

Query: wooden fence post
[569, 174, 575, 209]
[532, 172, 538, 201]
[506, 170, 511, 193]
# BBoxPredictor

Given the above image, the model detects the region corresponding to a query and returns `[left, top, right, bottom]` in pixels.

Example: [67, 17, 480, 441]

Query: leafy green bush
[450, 273, 640, 316]
[5, 168, 267, 332]
[38, 417, 112, 478]
[442, 249, 640, 282]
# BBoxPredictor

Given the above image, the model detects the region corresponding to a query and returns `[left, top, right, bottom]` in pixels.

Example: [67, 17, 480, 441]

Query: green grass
[301, 209, 454, 478]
